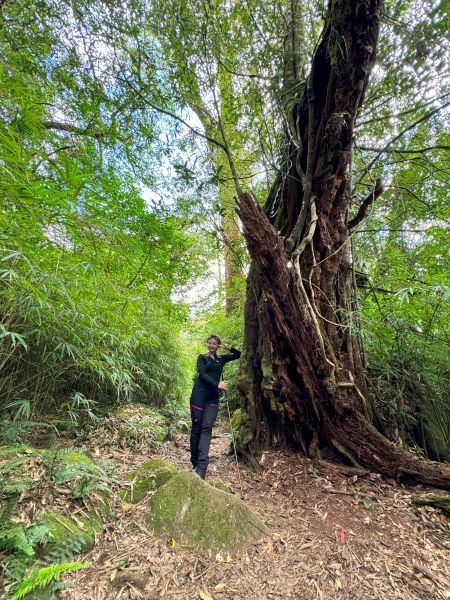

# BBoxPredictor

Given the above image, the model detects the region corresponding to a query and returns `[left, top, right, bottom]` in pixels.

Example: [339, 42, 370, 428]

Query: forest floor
[62, 421, 450, 600]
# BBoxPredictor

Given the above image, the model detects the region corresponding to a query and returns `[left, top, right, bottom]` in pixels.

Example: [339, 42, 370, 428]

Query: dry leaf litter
[54, 421, 450, 600]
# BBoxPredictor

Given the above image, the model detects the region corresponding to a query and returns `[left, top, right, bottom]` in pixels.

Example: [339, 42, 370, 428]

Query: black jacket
[189, 347, 241, 406]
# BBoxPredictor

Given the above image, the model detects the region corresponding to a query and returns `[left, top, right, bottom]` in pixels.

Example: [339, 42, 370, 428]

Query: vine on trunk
[234, 0, 450, 490]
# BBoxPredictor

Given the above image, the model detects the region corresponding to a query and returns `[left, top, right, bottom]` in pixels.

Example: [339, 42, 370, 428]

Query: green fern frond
[0, 526, 35, 557]
[25, 524, 50, 546]
[42, 532, 85, 563]
[9, 561, 91, 600]
[1, 555, 33, 586]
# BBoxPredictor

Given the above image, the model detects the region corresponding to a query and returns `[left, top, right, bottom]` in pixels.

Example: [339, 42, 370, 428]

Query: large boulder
[121, 458, 178, 503]
[147, 471, 268, 550]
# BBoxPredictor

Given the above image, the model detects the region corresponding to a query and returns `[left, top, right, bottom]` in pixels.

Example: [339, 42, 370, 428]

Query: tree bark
[235, 0, 450, 489]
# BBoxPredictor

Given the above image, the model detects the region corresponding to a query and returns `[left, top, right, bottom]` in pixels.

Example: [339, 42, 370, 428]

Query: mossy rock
[43, 510, 102, 553]
[208, 477, 234, 494]
[110, 404, 170, 447]
[147, 471, 268, 550]
[121, 458, 178, 503]
[39, 449, 95, 465]
[39, 449, 113, 517]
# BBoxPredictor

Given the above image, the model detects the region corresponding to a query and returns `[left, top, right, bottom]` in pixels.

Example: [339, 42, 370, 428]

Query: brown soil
[62, 421, 450, 600]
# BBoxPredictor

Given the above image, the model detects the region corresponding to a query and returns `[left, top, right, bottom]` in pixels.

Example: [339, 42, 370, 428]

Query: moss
[0, 445, 36, 459]
[147, 471, 268, 550]
[207, 477, 233, 494]
[39, 449, 113, 517]
[121, 458, 178, 503]
[43, 510, 101, 552]
[38, 449, 94, 465]
[230, 409, 242, 433]
[234, 410, 256, 456]
[61, 451, 94, 465]
[412, 493, 450, 516]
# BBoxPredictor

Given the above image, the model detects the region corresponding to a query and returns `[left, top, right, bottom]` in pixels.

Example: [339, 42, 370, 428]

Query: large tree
[232, 0, 450, 488]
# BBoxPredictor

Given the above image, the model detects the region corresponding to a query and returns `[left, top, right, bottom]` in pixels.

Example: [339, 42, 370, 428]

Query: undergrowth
[0, 446, 115, 598]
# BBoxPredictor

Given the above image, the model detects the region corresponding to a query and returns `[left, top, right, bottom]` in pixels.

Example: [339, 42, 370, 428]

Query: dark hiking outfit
[190, 347, 241, 479]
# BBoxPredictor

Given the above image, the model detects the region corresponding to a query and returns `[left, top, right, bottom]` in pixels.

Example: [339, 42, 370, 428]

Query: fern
[0, 454, 36, 496]
[0, 513, 51, 589]
[0, 526, 35, 557]
[1, 555, 33, 588]
[23, 525, 50, 548]
[42, 532, 86, 564]
[9, 561, 91, 600]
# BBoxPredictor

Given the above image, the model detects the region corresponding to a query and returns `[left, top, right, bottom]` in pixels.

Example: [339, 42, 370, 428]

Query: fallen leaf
[199, 590, 213, 600]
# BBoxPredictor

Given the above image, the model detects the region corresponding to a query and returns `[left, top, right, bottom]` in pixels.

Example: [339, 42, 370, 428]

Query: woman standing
[189, 335, 241, 479]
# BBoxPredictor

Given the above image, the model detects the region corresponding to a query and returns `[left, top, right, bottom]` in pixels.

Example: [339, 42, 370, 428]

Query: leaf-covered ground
[62, 423, 449, 600]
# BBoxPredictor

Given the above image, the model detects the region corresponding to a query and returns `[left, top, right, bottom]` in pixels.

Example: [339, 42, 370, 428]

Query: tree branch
[42, 120, 104, 137]
[356, 99, 450, 183]
[348, 179, 383, 229]
[358, 144, 450, 154]
[118, 74, 228, 154]
[357, 91, 450, 126]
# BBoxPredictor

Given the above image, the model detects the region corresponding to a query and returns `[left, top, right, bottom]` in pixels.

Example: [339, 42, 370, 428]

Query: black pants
[190, 401, 219, 477]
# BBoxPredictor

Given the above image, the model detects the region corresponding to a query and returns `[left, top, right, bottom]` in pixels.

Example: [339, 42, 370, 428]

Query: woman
[189, 335, 241, 479]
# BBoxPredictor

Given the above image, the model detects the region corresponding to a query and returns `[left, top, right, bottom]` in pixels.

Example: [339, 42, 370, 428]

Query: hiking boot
[194, 467, 206, 480]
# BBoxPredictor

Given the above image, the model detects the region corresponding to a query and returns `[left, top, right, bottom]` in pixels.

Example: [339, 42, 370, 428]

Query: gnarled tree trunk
[235, 0, 450, 489]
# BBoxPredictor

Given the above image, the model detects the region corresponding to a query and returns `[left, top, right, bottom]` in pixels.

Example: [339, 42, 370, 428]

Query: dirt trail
[63, 422, 450, 600]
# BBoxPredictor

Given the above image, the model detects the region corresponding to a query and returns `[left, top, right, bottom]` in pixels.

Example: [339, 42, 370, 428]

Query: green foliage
[0, 0, 203, 433]
[9, 561, 91, 600]
[0, 448, 37, 496]
[0, 524, 49, 559]
[0, 447, 105, 597]
[307, 464, 319, 478]
[348, 0, 450, 459]
[0, 0, 448, 468]
[361, 499, 378, 512]
[41, 448, 117, 511]
[0, 499, 50, 595]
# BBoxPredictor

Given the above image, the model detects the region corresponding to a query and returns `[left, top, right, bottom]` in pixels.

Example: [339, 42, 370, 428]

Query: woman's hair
[206, 334, 221, 344]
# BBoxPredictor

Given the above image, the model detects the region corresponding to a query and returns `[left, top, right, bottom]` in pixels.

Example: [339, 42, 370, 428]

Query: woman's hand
[218, 381, 228, 390]
[220, 342, 231, 350]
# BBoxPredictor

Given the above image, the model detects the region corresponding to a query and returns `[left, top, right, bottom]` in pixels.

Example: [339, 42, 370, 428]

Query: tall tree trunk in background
[217, 153, 243, 315]
[194, 72, 244, 315]
[236, 0, 450, 489]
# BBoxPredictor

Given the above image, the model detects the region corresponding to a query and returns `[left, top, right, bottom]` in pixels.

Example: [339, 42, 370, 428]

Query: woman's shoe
[195, 467, 206, 480]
